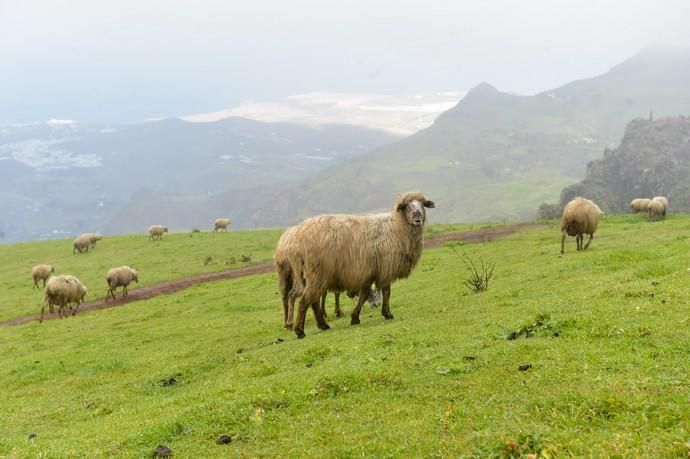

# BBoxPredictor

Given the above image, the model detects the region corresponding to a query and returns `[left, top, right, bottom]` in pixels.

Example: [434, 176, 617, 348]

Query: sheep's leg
[320, 292, 328, 320]
[560, 233, 566, 254]
[350, 287, 371, 326]
[40, 303, 46, 323]
[123, 285, 128, 297]
[334, 292, 344, 318]
[584, 233, 594, 250]
[312, 298, 330, 330]
[380, 285, 394, 320]
[294, 296, 312, 339]
[42, 278, 47, 288]
[72, 301, 81, 317]
[285, 288, 298, 329]
[33, 279, 38, 289]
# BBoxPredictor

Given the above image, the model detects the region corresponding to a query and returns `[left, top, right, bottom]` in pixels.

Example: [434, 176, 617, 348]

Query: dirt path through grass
[1, 223, 541, 326]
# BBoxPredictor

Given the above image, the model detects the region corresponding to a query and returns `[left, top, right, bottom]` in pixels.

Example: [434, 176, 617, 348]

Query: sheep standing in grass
[275, 226, 383, 329]
[652, 196, 668, 216]
[105, 266, 139, 301]
[560, 197, 603, 254]
[41, 275, 87, 322]
[647, 200, 665, 220]
[213, 218, 231, 232]
[31, 264, 55, 289]
[84, 233, 103, 249]
[73, 234, 93, 254]
[148, 225, 168, 240]
[630, 198, 651, 213]
[274, 226, 327, 330]
[287, 191, 435, 338]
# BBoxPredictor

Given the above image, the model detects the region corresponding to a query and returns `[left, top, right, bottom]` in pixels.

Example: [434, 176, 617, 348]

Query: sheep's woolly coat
[560, 197, 603, 254]
[32, 264, 54, 289]
[106, 266, 139, 300]
[73, 234, 92, 253]
[214, 218, 231, 231]
[83, 233, 103, 248]
[288, 191, 434, 337]
[630, 198, 651, 213]
[647, 200, 665, 220]
[42, 274, 87, 322]
[652, 196, 668, 216]
[148, 225, 168, 240]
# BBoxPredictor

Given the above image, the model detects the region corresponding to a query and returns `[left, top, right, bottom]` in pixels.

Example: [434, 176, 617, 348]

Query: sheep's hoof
[336, 311, 344, 318]
[350, 317, 360, 326]
[318, 323, 331, 331]
[295, 330, 306, 339]
[383, 313, 394, 320]
[284, 323, 293, 330]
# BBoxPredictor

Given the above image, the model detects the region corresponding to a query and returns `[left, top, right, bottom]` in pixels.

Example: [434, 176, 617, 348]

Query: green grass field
[0, 217, 689, 457]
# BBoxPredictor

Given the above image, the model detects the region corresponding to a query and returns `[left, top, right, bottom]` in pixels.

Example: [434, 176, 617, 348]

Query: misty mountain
[0, 119, 397, 242]
[551, 116, 690, 214]
[109, 47, 690, 230]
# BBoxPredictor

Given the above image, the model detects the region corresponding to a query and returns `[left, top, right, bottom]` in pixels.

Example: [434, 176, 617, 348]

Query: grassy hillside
[1, 216, 689, 457]
[0, 230, 283, 323]
[0, 223, 477, 324]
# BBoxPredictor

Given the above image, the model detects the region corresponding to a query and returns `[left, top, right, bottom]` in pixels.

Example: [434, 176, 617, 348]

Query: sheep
[41, 275, 87, 322]
[148, 225, 168, 240]
[31, 264, 55, 289]
[213, 218, 231, 232]
[287, 191, 435, 338]
[274, 226, 382, 329]
[652, 196, 668, 216]
[105, 266, 139, 301]
[73, 234, 92, 254]
[274, 226, 327, 330]
[630, 198, 651, 213]
[84, 233, 103, 248]
[647, 200, 665, 220]
[560, 197, 604, 254]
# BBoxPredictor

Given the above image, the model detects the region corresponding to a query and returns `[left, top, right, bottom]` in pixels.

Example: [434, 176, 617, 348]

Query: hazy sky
[2, 0, 690, 123]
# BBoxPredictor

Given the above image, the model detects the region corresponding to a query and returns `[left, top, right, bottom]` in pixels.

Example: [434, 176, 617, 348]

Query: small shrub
[240, 255, 252, 263]
[453, 247, 495, 293]
[203, 256, 213, 266]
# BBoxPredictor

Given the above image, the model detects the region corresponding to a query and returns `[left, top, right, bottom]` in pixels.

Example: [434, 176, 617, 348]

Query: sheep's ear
[397, 202, 407, 212]
[423, 200, 435, 208]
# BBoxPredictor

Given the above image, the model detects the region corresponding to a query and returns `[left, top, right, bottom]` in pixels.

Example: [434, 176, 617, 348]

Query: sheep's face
[398, 199, 435, 227]
[50, 266, 55, 273]
[132, 270, 139, 282]
[163, 227, 169, 233]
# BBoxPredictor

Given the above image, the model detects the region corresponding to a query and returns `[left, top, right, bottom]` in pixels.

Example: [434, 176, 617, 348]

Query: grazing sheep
[41, 275, 87, 322]
[560, 197, 604, 254]
[84, 233, 103, 248]
[213, 218, 231, 232]
[105, 266, 139, 301]
[148, 225, 168, 240]
[73, 234, 92, 254]
[652, 196, 668, 216]
[647, 200, 665, 220]
[630, 198, 651, 213]
[31, 264, 55, 289]
[287, 191, 435, 338]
